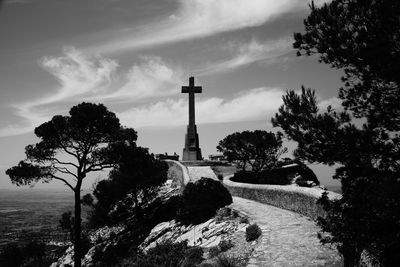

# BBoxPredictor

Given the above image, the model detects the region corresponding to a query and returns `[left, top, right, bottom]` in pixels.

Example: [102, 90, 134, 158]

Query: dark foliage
[215, 254, 242, 267]
[0, 241, 48, 267]
[5, 102, 138, 267]
[88, 146, 168, 227]
[120, 241, 203, 267]
[218, 240, 234, 252]
[273, 0, 400, 265]
[217, 130, 287, 172]
[177, 178, 233, 225]
[294, 0, 400, 132]
[318, 173, 400, 266]
[59, 211, 74, 242]
[91, 196, 182, 267]
[208, 246, 221, 258]
[245, 224, 262, 242]
[0, 243, 23, 267]
[231, 170, 292, 185]
[276, 158, 319, 185]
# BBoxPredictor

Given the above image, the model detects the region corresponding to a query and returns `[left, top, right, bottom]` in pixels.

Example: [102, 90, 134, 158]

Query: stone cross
[182, 76, 202, 126]
[181, 76, 203, 161]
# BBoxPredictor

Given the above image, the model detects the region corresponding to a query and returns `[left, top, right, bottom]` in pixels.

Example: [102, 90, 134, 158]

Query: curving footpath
[182, 165, 343, 266]
[231, 196, 342, 267]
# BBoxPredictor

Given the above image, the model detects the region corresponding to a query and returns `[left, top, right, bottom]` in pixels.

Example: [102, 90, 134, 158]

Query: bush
[246, 224, 262, 242]
[276, 158, 319, 185]
[177, 178, 233, 225]
[215, 207, 237, 222]
[231, 158, 320, 186]
[216, 254, 242, 267]
[0, 243, 23, 267]
[125, 241, 203, 267]
[0, 241, 50, 267]
[219, 240, 234, 252]
[208, 246, 221, 258]
[88, 147, 168, 227]
[232, 170, 292, 185]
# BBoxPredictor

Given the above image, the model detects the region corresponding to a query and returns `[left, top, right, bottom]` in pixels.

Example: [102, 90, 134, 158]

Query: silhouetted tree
[59, 211, 74, 243]
[217, 130, 287, 172]
[6, 102, 137, 267]
[88, 146, 168, 226]
[273, 0, 400, 265]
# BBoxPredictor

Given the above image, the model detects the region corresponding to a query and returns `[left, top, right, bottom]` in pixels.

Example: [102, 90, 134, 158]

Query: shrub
[88, 147, 168, 227]
[295, 179, 314, 187]
[208, 246, 221, 258]
[0, 241, 50, 267]
[215, 207, 233, 222]
[219, 240, 234, 252]
[239, 216, 249, 224]
[0, 243, 23, 267]
[232, 170, 292, 185]
[246, 224, 262, 242]
[128, 241, 203, 267]
[231, 158, 320, 186]
[216, 254, 242, 267]
[276, 158, 319, 185]
[177, 178, 233, 225]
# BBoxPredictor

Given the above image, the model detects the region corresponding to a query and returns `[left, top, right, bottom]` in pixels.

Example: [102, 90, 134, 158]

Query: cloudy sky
[0, 0, 343, 189]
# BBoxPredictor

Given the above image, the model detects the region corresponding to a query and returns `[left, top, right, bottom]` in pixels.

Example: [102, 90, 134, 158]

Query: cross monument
[181, 76, 203, 161]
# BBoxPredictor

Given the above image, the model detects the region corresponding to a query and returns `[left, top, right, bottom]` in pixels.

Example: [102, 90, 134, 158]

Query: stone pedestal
[182, 125, 202, 161]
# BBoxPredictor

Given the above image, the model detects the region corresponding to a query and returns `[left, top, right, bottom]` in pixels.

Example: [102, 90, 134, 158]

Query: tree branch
[86, 163, 114, 173]
[50, 174, 75, 191]
[51, 158, 79, 169]
[53, 166, 78, 179]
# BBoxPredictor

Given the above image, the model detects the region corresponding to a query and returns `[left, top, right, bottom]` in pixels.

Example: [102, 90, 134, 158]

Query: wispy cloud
[3, 0, 32, 4]
[0, 48, 183, 137]
[93, 56, 183, 102]
[196, 37, 293, 75]
[89, 0, 312, 54]
[40, 47, 118, 103]
[118, 87, 285, 128]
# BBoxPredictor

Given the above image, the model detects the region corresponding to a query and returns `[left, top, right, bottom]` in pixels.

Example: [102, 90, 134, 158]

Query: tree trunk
[74, 182, 82, 267]
[343, 249, 360, 267]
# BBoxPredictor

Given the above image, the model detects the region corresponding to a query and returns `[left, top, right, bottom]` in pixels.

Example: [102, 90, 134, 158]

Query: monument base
[182, 125, 202, 161]
[182, 147, 202, 161]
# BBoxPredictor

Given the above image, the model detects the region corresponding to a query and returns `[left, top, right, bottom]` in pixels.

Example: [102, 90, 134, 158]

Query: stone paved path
[231, 197, 343, 267]
[187, 166, 217, 182]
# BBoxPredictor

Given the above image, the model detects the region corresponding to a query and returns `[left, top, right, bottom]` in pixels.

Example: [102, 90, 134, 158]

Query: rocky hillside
[51, 173, 259, 267]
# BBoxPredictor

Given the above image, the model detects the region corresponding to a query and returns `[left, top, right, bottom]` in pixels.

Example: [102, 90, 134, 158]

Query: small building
[208, 154, 226, 161]
[156, 152, 179, 161]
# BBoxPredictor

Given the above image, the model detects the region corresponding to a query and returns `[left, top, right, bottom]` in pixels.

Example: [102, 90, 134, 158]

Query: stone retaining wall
[165, 160, 190, 188]
[223, 175, 341, 220]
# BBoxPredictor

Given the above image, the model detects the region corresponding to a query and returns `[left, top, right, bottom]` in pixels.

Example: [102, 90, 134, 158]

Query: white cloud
[0, 48, 183, 137]
[319, 97, 342, 111]
[3, 0, 32, 4]
[90, 0, 314, 54]
[96, 56, 183, 102]
[40, 46, 118, 103]
[118, 87, 285, 128]
[197, 37, 292, 75]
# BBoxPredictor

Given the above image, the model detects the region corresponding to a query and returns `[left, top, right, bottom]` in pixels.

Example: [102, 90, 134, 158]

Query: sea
[0, 189, 79, 249]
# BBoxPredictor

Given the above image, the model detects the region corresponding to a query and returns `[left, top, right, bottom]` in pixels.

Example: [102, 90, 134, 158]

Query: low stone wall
[223, 175, 341, 220]
[165, 160, 190, 188]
